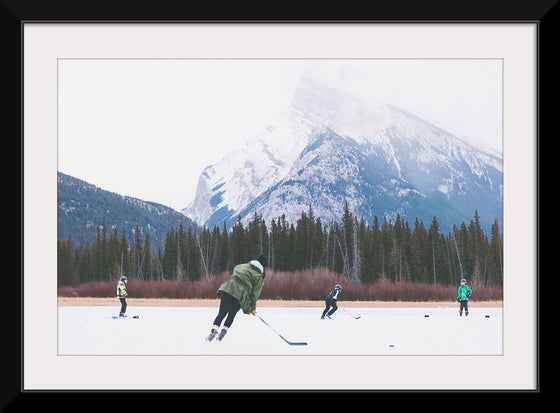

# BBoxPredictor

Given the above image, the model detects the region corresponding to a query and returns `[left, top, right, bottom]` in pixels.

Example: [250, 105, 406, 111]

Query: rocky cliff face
[183, 73, 502, 232]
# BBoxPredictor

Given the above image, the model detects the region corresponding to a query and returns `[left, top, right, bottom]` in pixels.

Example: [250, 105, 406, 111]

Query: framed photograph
[15, 2, 551, 400]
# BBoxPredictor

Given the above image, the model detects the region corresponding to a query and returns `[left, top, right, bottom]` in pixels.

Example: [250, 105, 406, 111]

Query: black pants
[213, 291, 241, 328]
[322, 300, 338, 317]
[459, 300, 469, 313]
[119, 298, 127, 315]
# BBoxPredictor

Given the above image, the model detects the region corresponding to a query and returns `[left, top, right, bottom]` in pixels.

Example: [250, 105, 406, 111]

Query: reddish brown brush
[58, 268, 502, 302]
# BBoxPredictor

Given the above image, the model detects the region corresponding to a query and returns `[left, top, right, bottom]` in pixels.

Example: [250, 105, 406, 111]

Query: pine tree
[75, 237, 92, 284]
[57, 235, 77, 286]
[380, 216, 393, 280]
[312, 216, 325, 268]
[370, 216, 383, 281]
[92, 225, 103, 281]
[351, 216, 362, 281]
[411, 218, 427, 283]
[131, 224, 143, 279]
[141, 233, 152, 280]
[340, 201, 355, 279]
[468, 210, 487, 286]
[288, 223, 296, 271]
[162, 227, 177, 279]
[230, 216, 248, 267]
[100, 217, 109, 280]
[119, 230, 129, 277]
[106, 227, 119, 279]
[246, 212, 268, 262]
[360, 217, 374, 283]
[186, 225, 201, 280]
[275, 214, 290, 270]
[451, 224, 466, 281]
[293, 210, 311, 270]
[428, 216, 446, 284]
[208, 225, 222, 276]
[219, 221, 230, 273]
[489, 218, 503, 286]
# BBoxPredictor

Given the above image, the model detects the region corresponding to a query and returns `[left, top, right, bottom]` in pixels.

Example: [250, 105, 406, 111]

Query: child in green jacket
[457, 278, 472, 316]
[205, 254, 267, 342]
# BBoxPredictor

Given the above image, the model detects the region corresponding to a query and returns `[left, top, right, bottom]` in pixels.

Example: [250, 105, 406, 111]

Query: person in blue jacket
[321, 284, 342, 319]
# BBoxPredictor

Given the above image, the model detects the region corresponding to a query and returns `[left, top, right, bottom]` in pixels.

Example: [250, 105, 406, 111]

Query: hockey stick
[437, 301, 458, 309]
[341, 307, 361, 319]
[256, 315, 308, 346]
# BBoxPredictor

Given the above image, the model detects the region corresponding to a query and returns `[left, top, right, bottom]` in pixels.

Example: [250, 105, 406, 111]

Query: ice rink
[58, 305, 502, 356]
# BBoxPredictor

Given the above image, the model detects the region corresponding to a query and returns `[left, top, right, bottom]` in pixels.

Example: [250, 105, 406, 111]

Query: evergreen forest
[58, 203, 503, 290]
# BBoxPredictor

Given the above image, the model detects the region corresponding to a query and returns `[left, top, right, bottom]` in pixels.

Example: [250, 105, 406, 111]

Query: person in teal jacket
[457, 278, 472, 316]
[205, 254, 267, 342]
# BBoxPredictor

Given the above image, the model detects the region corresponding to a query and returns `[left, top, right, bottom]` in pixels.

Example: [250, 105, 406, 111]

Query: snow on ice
[58, 305, 502, 356]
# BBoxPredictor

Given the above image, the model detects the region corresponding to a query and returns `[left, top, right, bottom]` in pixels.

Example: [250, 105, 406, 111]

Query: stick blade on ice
[258, 315, 308, 346]
[283, 338, 308, 346]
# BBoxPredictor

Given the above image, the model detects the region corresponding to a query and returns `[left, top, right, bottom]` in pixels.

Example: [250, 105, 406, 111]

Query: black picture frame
[10, 0, 556, 407]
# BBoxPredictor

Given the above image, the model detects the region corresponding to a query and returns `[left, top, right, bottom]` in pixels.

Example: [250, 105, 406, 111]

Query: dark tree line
[58, 204, 503, 288]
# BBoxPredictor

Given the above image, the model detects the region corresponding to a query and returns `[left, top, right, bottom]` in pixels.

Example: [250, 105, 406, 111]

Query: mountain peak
[182, 72, 502, 232]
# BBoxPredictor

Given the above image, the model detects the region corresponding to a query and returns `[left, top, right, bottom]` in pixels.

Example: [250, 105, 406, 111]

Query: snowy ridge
[183, 73, 502, 232]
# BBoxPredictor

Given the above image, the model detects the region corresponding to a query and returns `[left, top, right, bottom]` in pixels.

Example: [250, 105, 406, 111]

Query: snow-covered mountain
[182, 73, 502, 232]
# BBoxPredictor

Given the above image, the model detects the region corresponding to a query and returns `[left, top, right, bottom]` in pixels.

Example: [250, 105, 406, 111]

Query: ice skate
[205, 328, 218, 342]
[216, 328, 228, 342]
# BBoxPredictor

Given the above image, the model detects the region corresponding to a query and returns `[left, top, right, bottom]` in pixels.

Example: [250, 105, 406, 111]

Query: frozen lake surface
[58, 305, 502, 356]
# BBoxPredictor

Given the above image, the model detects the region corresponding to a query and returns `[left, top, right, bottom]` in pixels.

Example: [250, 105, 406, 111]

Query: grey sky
[58, 58, 502, 211]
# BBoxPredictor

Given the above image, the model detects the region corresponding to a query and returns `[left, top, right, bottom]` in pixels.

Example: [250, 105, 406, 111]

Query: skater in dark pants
[321, 284, 342, 319]
[116, 275, 128, 317]
[457, 278, 472, 316]
[206, 254, 267, 342]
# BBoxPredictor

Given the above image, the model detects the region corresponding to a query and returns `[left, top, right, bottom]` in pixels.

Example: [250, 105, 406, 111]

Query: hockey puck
[389, 344, 395, 347]
[133, 315, 139, 319]
[424, 314, 429, 317]
[485, 315, 490, 318]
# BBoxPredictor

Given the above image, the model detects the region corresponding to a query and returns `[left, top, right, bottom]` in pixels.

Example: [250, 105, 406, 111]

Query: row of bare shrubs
[58, 268, 502, 302]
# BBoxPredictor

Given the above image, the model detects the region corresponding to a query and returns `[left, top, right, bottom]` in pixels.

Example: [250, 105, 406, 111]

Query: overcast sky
[58, 58, 502, 211]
